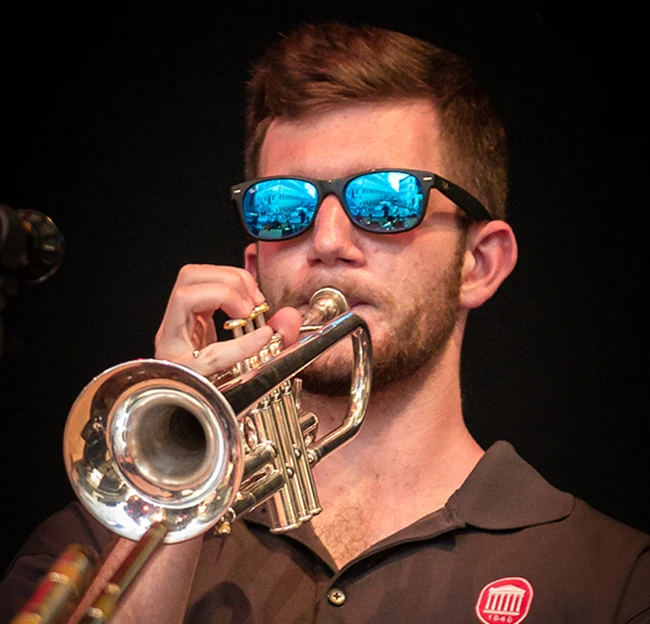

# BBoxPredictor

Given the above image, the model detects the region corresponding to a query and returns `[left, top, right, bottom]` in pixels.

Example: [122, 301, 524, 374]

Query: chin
[299, 339, 357, 397]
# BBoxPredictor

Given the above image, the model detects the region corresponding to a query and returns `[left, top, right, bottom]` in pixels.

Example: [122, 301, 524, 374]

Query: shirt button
[327, 587, 347, 606]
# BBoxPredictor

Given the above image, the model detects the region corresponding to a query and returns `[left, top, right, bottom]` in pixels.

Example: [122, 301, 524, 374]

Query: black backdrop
[1, 5, 647, 576]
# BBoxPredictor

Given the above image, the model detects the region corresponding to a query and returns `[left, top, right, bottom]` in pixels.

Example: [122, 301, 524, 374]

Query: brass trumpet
[12, 287, 370, 622]
[63, 287, 371, 543]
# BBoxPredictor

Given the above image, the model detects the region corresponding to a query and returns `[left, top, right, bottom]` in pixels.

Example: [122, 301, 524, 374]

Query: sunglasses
[231, 169, 492, 241]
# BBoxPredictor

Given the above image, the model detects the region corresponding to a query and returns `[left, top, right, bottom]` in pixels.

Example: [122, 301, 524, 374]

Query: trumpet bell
[64, 360, 244, 543]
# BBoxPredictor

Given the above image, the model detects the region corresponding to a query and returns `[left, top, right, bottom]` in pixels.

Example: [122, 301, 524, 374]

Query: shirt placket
[310, 506, 466, 623]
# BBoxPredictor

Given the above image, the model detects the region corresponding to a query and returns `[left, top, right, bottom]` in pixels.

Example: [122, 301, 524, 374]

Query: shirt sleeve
[0, 502, 114, 622]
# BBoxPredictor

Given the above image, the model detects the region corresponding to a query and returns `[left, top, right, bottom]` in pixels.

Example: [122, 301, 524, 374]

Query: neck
[301, 327, 483, 567]
[305, 326, 483, 522]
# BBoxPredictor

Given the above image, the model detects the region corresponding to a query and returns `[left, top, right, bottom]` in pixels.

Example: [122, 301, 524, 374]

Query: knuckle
[203, 348, 224, 369]
[232, 272, 246, 292]
[170, 284, 192, 307]
[236, 269, 252, 289]
[177, 263, 200, 283]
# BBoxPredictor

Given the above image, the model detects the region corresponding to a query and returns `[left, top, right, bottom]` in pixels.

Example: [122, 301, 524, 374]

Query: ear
[244, 242, 258, 280]
[459, 220, 518, 309]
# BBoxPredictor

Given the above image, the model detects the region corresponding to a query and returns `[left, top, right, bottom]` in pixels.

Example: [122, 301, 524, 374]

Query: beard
[258, 239, 465, 396]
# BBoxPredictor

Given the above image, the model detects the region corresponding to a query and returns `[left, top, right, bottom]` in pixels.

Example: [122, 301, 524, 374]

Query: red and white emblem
[475, 577, 534, 624]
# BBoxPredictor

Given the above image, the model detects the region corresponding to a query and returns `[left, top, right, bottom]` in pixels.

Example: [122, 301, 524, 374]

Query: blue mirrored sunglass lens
[344, 171, 424, 232]
[243, 179, 318, 239]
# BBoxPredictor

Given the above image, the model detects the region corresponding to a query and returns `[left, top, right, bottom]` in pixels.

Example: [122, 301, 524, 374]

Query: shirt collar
[242, 440, 574, 567]
[446, 440, 574, 530]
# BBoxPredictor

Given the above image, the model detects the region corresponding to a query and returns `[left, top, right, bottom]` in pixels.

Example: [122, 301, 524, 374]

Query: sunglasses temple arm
[434, 176, 492, 221]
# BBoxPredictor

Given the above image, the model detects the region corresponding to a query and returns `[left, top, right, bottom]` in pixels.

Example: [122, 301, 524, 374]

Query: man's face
[245, 100, 468, 393]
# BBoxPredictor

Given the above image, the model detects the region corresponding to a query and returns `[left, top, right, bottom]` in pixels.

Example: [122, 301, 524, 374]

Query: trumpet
[25, 287, 371, 622]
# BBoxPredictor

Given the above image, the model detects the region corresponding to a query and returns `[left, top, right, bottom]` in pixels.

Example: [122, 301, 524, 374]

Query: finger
[191, 311, 218, 348]
[156, 264, 263, 354]
[175, 325, 274, 377]
[172, 264, 264, 304]
[156, 283, 260, 358]
[267, 307, 302, 348]
[167, 280, 260, 323]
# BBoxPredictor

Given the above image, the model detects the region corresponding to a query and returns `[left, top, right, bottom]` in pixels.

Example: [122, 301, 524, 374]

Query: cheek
[255, 243, 303, 289]
[256, 242, 294, 271]
[367, 228, 418, 250]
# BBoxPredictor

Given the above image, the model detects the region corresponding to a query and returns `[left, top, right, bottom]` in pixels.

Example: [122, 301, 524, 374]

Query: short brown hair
[245, 22, 508, 220]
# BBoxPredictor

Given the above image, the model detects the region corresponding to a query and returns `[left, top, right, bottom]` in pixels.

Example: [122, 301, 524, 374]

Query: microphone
[0, 204, 65, 284]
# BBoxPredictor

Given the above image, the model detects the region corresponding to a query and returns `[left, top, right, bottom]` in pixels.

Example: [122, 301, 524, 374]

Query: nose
[306, 193, 365, 266]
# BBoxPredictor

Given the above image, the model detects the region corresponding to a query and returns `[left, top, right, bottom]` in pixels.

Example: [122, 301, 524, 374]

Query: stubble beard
[258, 241, 465, 396]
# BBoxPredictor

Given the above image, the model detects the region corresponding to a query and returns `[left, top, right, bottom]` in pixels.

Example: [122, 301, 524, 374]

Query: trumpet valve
[222, 302, 276, 375]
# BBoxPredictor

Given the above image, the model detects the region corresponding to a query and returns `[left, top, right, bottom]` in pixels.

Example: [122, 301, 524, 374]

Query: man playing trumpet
[2, 22, 649, 624]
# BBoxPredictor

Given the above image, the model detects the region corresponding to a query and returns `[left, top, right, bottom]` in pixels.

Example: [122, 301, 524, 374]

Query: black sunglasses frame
[231, 169, 493, 241]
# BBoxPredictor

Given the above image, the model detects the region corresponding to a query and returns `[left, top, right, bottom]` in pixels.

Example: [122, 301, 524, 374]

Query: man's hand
[153, 264, 301, 376]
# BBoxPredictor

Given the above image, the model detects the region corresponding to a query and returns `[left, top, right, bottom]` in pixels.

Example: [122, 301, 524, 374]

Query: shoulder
[10, 501, 114, 561]
[568, 497, 649, 546]
[448, 442, 650, 621]
[534, 497, 650, 579]
[458, 440, 650, 555]
[563, 499, 650, 622]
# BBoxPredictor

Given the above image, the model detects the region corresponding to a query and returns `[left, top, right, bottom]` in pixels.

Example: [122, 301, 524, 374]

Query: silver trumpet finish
[63, 287, 371, 544]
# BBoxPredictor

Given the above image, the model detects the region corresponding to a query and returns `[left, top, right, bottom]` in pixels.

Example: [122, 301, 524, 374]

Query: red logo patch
[475, 577, 534, 624]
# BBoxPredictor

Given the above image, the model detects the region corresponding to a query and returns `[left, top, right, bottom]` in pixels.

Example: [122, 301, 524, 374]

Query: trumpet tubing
[63, 287, 372, 544]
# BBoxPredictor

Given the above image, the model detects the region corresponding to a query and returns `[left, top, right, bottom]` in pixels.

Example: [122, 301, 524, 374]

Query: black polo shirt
[2, 442, 649, 623]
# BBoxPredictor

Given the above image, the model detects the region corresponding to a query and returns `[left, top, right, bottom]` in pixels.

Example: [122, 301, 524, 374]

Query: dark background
[1, 4, 647, 576]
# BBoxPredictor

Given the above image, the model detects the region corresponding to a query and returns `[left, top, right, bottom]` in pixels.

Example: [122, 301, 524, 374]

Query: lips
[296, 295, 369, 313]
[276, 277, 384, 318]
[345, 299, 370, 311]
